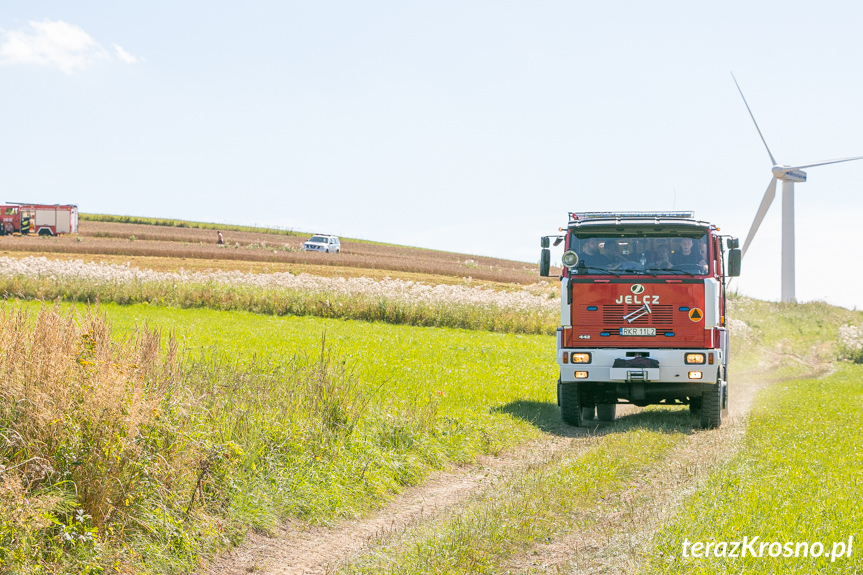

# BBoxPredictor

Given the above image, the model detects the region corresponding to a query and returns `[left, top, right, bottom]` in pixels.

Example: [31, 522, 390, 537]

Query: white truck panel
[56, 208, 71, 233]
[704, 279, 720, 327]
[35, 209, 56, 227]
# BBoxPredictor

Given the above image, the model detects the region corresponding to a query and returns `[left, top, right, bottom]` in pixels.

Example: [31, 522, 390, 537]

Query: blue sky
[3, 1, 863, 309]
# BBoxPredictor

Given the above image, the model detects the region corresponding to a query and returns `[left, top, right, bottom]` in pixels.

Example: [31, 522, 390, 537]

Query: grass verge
[727, 295, 862, 380]
[645, 364, 863, 573]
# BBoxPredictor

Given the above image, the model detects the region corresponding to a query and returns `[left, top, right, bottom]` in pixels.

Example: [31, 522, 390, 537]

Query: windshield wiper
[616, 267, 656, 276]
[575, 266, 619, 276]
[666, 267, 696, 276]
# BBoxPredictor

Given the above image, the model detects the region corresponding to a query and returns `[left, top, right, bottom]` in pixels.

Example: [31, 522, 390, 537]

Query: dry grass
[0, 249, 543, 292]
[0, 305, 178, 528]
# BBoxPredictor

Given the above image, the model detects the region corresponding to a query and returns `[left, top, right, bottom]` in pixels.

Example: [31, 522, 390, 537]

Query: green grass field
[3, 286, 863, 574]
[1, 301, 558, 573]
[645, 364, 863, 574]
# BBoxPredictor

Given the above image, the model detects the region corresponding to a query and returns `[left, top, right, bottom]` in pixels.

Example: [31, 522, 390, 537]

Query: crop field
[0, 216, 549, 285]
[1, 217, 862, 575]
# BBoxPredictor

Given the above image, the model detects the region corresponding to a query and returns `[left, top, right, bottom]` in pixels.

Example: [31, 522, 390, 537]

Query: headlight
[575, 371, 589, 379]
[685, 353, 706, 364]
[688, 371, 703, 379]
[562, 250, 579, 268]
[571, 353, 591, 364]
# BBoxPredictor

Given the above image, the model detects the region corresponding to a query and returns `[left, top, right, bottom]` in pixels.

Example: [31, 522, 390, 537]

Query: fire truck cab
[540, 211, 741, 429]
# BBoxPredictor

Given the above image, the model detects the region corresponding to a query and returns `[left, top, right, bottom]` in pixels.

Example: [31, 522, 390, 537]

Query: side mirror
[553, 237, 564, 247]
[541, 236, 550, 249]
[727, 237, 739, 249]
[727, 248, 741, 277]
[539, 249, 551, 276]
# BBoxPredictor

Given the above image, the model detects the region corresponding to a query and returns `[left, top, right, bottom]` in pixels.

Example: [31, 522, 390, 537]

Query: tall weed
[0, 304, 179, 570]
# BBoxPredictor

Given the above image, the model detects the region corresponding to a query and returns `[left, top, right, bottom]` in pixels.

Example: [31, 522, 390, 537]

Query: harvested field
[0, 219, 553, 285]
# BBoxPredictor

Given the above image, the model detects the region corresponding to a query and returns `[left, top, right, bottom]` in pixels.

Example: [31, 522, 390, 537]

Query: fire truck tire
[560, 382, 584, 426]
[596, 404, 616, 422]
[38, 228, 53, 236]
[699, 380, 723, 429]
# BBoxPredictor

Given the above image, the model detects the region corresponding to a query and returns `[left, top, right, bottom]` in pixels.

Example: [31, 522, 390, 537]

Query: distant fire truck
[0, 203, 78, 236]
[540, 212, 741, 429]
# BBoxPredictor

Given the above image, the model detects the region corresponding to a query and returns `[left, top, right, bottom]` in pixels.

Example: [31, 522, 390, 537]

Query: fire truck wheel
[559, 382, 584, 426]
[596, 404, 616, 422]
[699, 381, 723, 429]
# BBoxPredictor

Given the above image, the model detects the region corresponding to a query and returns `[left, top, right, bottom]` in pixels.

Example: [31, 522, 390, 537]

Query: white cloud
[112, 43, 139, 64]
[0, 20, 141, 73]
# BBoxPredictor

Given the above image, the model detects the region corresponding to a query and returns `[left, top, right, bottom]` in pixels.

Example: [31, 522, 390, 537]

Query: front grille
[591, 304, 674, 326]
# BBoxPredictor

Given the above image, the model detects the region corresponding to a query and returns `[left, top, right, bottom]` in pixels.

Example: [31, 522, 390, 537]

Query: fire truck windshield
[570, 232, 710, 276]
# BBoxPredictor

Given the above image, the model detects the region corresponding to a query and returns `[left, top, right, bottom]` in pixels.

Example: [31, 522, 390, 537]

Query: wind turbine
[732, 73, 863, 302]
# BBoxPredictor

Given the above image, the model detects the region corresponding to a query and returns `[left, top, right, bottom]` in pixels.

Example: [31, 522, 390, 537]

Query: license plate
[620, 327, 656, 336]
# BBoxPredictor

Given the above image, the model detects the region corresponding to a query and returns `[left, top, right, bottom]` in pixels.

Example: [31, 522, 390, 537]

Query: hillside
[0, 215, 550, 286]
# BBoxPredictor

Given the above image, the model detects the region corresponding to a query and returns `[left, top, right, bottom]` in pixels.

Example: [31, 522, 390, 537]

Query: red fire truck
[539, 211, 742, 429]
[0, 203, 78, 236]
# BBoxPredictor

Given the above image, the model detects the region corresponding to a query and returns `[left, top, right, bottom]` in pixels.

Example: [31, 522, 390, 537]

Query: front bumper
[558, 348, 720, 384]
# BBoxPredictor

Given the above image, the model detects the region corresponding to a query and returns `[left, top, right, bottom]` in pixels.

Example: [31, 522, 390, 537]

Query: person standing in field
[217, 231, 224, 245]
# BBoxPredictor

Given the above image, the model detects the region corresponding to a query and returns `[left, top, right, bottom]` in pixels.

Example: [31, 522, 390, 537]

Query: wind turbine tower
[732, 73, 863, 302]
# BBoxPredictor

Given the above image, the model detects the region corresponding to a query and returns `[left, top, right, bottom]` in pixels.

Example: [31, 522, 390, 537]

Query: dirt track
[201, 343, 832, 575]
[203, 435, 593, 575]
[201, 390, 756, 574]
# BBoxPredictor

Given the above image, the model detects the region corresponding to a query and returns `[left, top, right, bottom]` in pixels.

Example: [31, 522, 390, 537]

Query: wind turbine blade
[731, 72, 778, 166]
[742, 177, 778, 257]
[785, 156, 863, 171]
